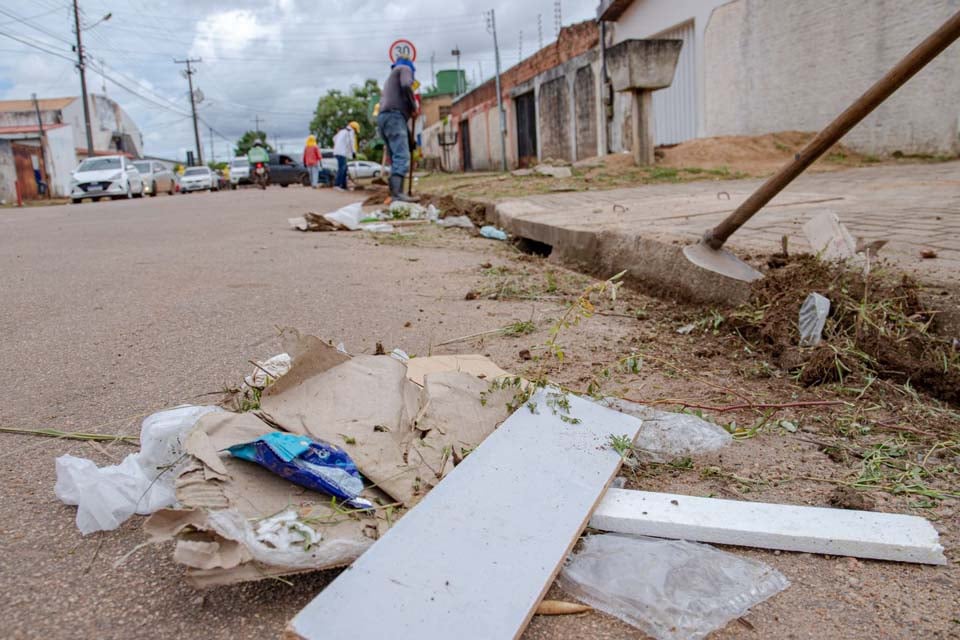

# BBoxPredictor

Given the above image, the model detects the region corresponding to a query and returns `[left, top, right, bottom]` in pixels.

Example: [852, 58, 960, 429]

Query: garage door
[652, 21, 697, 146]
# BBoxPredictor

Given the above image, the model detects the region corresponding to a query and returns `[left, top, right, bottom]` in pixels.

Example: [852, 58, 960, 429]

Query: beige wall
[703, 0, 960, 155]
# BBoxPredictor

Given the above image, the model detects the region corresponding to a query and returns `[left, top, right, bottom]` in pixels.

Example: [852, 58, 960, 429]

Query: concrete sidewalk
[494, 161, 960, 299]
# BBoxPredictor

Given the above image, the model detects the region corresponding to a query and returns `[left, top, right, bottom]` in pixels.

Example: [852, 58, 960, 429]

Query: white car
[320, 148, 338, 173]
[229, 156, 250, 188]
[179, 166, 218, 192]
[133, 160, 176, 197]
[348, 161, 383, 179]
[70, 155, 144, 203]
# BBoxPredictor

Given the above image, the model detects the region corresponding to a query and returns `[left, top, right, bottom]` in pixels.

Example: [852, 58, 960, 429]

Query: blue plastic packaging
[480, 225, 508, 241]
[228, 432, 370, 508]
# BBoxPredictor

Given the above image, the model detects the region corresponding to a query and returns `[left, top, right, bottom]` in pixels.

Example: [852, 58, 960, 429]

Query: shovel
[684, 9, 960, 282]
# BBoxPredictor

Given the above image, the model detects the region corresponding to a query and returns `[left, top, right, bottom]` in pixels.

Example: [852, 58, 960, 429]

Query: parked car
[132, 160, 175, 197]
[348, 161, 383, 179]
[179, 166, 218, 192]
[70, 155, 144, 203]
[320, 148, 338, 173]
[229, 156, 251, 188]
[267, 153, 333, 187]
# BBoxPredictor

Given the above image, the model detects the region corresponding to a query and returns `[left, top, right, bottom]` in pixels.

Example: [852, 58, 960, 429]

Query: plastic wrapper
[436, 215, 475, 229]
[799, 293, 831, 347]
[55, 405, 223, 534]
[559, 534, 790, 640]
[228, 432, 370, 508]
[323, 202, 363, 230]
[480, 225, 508, 241]
[601, 398, 732, 462]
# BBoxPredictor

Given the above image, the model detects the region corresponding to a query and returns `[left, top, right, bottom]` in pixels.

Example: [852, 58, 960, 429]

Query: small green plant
[608, 433, 634, 458]
[503, 320, 536, 337]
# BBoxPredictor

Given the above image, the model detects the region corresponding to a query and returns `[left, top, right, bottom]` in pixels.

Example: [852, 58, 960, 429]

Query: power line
[0, 29, 74, 62]
[0, 6, 69, 28]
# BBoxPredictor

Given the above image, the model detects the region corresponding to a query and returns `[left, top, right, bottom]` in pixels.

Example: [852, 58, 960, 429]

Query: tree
[234, 130, 273, 157]
[309, 79, 381, 149]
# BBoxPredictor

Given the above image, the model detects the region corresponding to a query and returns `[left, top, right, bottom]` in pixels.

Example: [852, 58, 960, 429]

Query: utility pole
[452, 46, 462, 95]
[174, 57, 203, 165]
[554, 1, 562, 38]
[485, 9, 508, 171]
[208, 126, 215, 165]
[518, 29, 523, 62]
[253, 115, 264, 134]
[72, 0, 94, 157]
[32, 93, 48, 197]
[538, 14, 544, 50]
[430, 52, 436, 87]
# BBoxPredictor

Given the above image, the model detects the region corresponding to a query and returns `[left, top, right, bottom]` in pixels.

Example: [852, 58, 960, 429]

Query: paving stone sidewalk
[496, 161, 960, 286]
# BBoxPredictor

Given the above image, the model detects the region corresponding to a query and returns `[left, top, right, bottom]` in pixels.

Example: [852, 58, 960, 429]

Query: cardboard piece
[149, 347, 518, 587]
[405, 354, 513, 387]
[260, 356, 513, 506]
[287, 389, 644, 640]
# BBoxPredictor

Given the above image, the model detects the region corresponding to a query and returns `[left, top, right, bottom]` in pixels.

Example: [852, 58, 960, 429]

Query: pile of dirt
[730, 254, 960, 405]
[418, 193, 490, 226]
[659, 131, 863, 176]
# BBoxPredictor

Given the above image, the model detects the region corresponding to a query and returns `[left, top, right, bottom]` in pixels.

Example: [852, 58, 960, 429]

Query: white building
[600, 0, 960, 155]
[0, 94, 144, 201]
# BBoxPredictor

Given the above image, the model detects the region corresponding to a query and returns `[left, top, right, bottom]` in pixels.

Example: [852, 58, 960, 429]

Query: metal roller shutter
[652, 21, 697, 146]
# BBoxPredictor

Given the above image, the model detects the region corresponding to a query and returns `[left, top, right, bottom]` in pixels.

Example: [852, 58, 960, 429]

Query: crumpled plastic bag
[323, 202, 364, 230]
[601, 398, 732, 462]
[436, 215, 475, 230]
[480, 225, 508, 241]
[559, 534, 789, 640]
[799, 293, 831, 347]
[55, 405, 223, 535]
[244, 353, 292, 389]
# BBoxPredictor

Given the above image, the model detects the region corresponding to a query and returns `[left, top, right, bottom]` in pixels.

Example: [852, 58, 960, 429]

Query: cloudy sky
[0, 0, 597, 160]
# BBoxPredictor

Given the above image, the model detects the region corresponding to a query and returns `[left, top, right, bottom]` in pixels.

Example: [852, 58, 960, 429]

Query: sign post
[388, 39, 417, 63]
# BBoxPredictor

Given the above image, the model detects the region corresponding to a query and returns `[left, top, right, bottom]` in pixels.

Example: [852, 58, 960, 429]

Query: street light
[83, 12, 111, 31]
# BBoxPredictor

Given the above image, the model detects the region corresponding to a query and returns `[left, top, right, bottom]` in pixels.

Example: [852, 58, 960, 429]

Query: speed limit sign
[389, 39, 417, 63]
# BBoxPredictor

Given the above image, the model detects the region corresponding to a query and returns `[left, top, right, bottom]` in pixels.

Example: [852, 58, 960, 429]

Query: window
[439, 105, 452, 119]
[231, 158, 249, 168]
[78, 157, 121, 171]
[133, 161, 151, 173]
[183, 167, 208, 176]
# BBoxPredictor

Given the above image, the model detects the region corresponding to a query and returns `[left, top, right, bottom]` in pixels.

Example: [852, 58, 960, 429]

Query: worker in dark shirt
[377, 57, 419, 202]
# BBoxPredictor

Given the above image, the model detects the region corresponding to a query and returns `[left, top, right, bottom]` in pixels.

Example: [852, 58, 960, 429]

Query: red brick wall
[452, 20, 599, 118]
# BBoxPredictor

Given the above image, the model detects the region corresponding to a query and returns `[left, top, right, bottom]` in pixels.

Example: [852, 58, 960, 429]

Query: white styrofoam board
[591, 489, 946, 565]
[287, 390, 643, 640]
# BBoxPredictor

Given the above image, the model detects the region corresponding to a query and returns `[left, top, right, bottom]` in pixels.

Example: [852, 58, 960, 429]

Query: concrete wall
[60, 95, 144, 159]
[606, 0, 729, 140]
[539, 76, 571, 161]
[44, 125, 77, 197]
[704, 0, 960, 155]
[449, 20, 601, 170]
[0, 140, 14, 203]
[574, 66, 599, 160]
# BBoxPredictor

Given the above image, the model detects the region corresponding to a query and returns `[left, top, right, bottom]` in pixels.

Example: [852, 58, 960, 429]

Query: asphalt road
[0, 186, 540, 639]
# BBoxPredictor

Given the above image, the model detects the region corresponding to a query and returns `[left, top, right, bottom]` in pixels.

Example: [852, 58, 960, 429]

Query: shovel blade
[683, 242, 763, 283]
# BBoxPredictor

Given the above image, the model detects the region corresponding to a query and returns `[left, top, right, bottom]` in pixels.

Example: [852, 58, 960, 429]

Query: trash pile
[53, 328, 945, 638]
[289, 202, 476, 235]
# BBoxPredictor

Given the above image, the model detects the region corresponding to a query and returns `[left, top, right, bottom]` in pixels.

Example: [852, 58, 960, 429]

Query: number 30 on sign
[389, 39, 417, 63]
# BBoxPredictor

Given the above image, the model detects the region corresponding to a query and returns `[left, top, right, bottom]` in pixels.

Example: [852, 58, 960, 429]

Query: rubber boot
[389, 175, 419, 203]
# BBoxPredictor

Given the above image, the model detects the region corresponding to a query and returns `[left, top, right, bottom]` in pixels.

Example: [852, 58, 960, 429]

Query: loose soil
[731, 254, 960, 408]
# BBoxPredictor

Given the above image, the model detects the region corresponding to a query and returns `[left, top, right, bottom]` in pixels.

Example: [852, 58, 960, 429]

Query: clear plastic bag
[55, 405, 222, 534]
[323, 202, 364, 230]
[601, 398, 732, 462]
[799, 293, 831, 347]
[559, 534, 790, 640]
